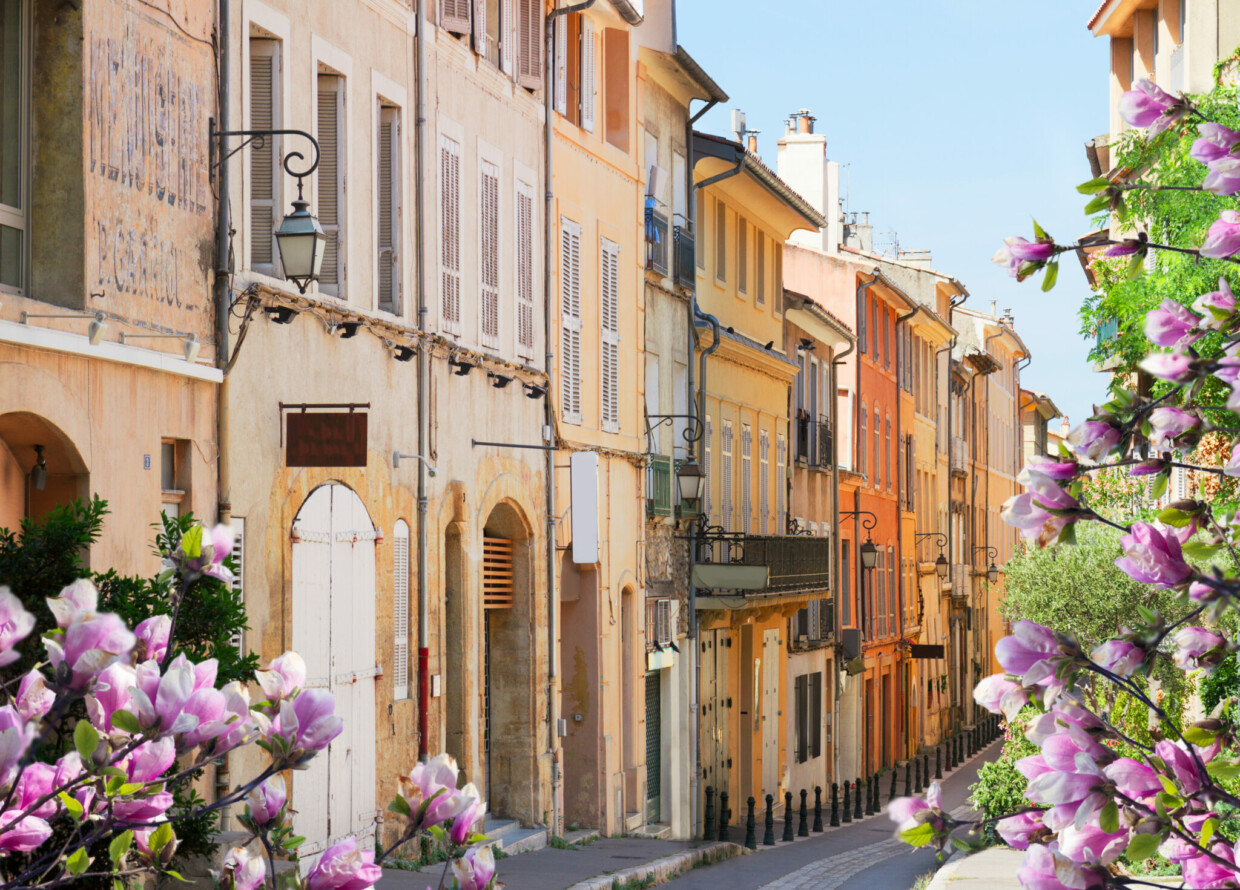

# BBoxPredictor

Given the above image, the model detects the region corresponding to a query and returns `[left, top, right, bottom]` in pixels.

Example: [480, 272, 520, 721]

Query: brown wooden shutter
[441, 0, 471, 35]
[516, 0, 542, 89]
[483, 537, 514, 609]
[316, 76, 342, 293]
[249, 42, 277, 271]
[378, 109, 399, 313]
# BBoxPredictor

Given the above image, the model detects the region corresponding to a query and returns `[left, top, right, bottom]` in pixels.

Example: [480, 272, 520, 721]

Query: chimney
[842, 211, 873, 253]
[1003, 308, 1015, 326]
[896, 249, 933, 268]
[776, 107, 840, 254]
[796, 109, 815, 134]
[747, 134, 759, 155]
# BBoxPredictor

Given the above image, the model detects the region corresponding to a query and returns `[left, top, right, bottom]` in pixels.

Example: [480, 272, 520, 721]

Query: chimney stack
[747, 134, 759, 155]
[796, 109, 815, 134]
[776, 107, 841, 253]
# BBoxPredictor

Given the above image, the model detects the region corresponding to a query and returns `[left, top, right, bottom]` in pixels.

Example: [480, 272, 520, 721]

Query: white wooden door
[292, 485, 378, 863]
[761, 629, 780, 797]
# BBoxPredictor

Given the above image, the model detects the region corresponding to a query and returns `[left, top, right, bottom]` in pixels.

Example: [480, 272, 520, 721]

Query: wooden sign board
[286, 412, 368, 467]
[910, 644, 945, 659]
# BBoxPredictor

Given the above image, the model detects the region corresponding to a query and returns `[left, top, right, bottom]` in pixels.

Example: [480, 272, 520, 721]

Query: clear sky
[676, 0, 1112, 431]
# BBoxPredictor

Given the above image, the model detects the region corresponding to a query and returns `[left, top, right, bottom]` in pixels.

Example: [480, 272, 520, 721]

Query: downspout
[945, 290, 966, 732]
[976, 326, 1003, 726]
[828, 330, 854, 788]
[893, 304, 919, 759]
[415, 0, 431, 762]
[543, 0, 595, 833]
[214, 0, 231, 531]
[683, 97, 719, 465]
[852, 272, 878, 777]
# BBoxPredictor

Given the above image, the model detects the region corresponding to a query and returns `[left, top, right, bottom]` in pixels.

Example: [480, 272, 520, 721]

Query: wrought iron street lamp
[840, 509, 879, 571]
[974, 545, 1000, 584]
[914, 531, 950, 579]
[210, 122, 326, 293]
[676, 459, 704, 504]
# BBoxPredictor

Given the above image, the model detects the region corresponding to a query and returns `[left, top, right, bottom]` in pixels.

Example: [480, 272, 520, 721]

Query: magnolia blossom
[1058, 822, 1129, 865]
[1192, 277, 1237, 327]
[995, 621, 1060, 682]
[396, 753, 481, 829]
[1017, 844, 1105, 890]
[1090, 639, 1145, 678]
[1103, 239, 1143, 257]
[219, 847, 266, 890]
[1224, 441, 1240, 477]
[1172, 626, 1225, 671]
[1145, 299, 1203, 350]
[1129, 459, 1167, 476]
[995, 812, 1044, 850]
[170, 523, 235, 584]
[1065, 421, 1121, 462]
[268, 688, 344, 766]
[0, 707, 33, 789]
[256, 651, 307, 706]
[0, 810, 53, 853]
[46, 579, 99, 628]
[15, 669, 53, 722]
[1147, 406, 1199, 452]
[1116, 522, 1192, 588]
[1118, 79, 1183, 133]
[449, 792, 486, 846]
[1040, 727, 1111, 773]
[973, 673, 1027, 720]
[44, 581, 136, 691]
[993, 237, 1055, 280]
[1002, 467, 1079, 548]
[887, 781, 943, 832]
[306, 837, 382, 890]
[113, 738, 176, 823]
[1202, 210, 1240, 259]
[452, 846, 496, 890]
[1024, 454, 1078, 480]
[1181, 841, 1237, 888]
[134, 615, 171, 664]
[0, 590, 34, 668]
[1204, 156, 1240, 196]
[87, 661, 137, 733]
[1139, 351, 1194, 382]
[1191, 123, 1240, 164]
[247, 775, 287, 828]
[1102, 758, 1163, 803]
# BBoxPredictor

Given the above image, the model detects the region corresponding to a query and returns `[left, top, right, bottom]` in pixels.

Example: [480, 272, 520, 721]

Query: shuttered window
[740, 424, 752, 533]
[441, 0, 471, 34]
[759, 429, 770, 533]
[480, 159, 500, 348]
[773, 245, 783, 315]
[516, 0, 542, 89]
[600, 237, 620, 432]
[553, 14, 568, 115]
[737, 218, 748, 293]
[841, 546, 851, 628]
[886, 416, 892, 491]
[721, 420, 733, 532]
[703, 415, 712, 522]
[714, 200, 726, 281]
[483, 537, 515, 609]
[249, 40, 280, 275]
[515, 180, 535, 358]
[230, 517, 246, 653]
[440, 135, 461, 333]
[776, 432, 786, 532]
[579, 17, 595, 133]
[393, 520, 410, 700]
[795, 674, 808, 763]
[859, 405, 867, 479]
[377, 106, 401, 314]
[474, 0, 489, 59]
[317, 75, 344, 297]
[809, 672, 822, 757]
[560, 218, 583, 424]
[755, 231, 765, 304]
[873, 408, 881, 489]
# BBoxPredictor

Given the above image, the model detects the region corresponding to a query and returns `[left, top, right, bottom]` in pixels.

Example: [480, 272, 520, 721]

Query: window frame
[315, 72, 347, 299]
[247, 38, 282, 278]
[376, 103, 402, 315]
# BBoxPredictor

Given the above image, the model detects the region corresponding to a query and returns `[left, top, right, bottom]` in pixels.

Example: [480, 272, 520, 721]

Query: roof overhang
[1089, 0, 1156, 36]
[609, 0, 643, 25]
[784, 291, 855, 351]
[694, 131, 827, 234]
[639, 46, 728, 106]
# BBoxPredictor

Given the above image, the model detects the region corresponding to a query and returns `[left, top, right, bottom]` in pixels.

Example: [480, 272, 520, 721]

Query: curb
[563, 842, 743, 890]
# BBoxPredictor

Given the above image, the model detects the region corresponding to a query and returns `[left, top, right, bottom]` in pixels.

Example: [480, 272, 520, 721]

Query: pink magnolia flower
[1015, 754, 1055, 783]
[1002, 468, 1079, 548]
[1192, 278, 1237, 328]
[1202, 210, 1240, 259]
[1024, 455, 1078, 481]
[1148, 406, 1200, 452]
[87, 662, 137, 733]
[1225, 441, 1240, 477]
[13, 762, 58, 818]
[0, 590, 34, 668]
[993, 237, 1053, 279]
[1172, 626, 1225, 671]
[256, 651, 306, 705]
[1139, 351, 1194, 382]
[452, 846, 496, 890]
[1016, 843, 1105, 890]
[207, 680, 258, 756]
[1025, 703, 1105, 747]
[45, 579, 98, 629]
[1156, 739, 1207, 796]
[45, 602, 136, 691]
[1058, 822, 1129, 865]
[1024, 753, 1107, 820]
[973, 674, 1027, 720]
[1129, 459, 1167, 476]
[1181, 842, 1238, 888]
[396, 753, 480, 829]
[996, 812, 1044, 850]
[1204, 157, 1240, 196]
[127, 656, 205, 736]
[0, 811, 52, 853]
[268, 689, 344, 766]
[0, 707, 33, 789]
[1041, 726, 1111, 772]
[134, 615, 171, 664]
[1102, 758, 1162, 802]
[172, 524, 235, 584]
[306, 837, 382, 890]
[113, 738, 176, 823]
[995, 621, 1059, 679]
[1090, 639, 1145, 678]
[449, 789, 486, 845]
[1191, 123, 1240, 164]
[1118, 79, 1183, 134]
[219, 847, 266, 890]
[1104, 240, 1143, 257]
[1144, 299, 1203, 349]
[1065, 421, 1121, 462]
[246, 775, 287, 828]
[15, 669, 53, 722]
[1116, 522, 1192, 588]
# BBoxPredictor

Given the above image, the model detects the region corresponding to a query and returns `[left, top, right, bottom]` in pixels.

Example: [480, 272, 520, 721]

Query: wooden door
[761, 629, 780, 797]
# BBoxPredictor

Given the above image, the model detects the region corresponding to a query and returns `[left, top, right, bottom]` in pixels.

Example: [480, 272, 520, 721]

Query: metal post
[763, 794, 775, 846]
[798, 789, 809, 837]
[703, 786, 716, 842]
[840, 781, 851, 824]
[914, 757, 922, 794]
[889, 768, 897, 804]
[853, 777, 863, 820]
[719, 790, 730, 843]
[745, 797, 757, 850]
[783, 791, 794, 842]
[812, 786, 823, 832]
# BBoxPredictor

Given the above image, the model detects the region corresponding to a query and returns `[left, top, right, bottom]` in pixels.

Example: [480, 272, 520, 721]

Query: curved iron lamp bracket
[645, 413, 705, 445]
[839, 509, 877, 534]
[973, 545, 998, 560]
[210, 119, 321, 198]
[914, 532, 948, 549]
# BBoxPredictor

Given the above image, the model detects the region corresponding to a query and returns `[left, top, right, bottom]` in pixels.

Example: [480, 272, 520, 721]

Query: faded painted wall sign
[85, 0, 214, 334]
[286, 413, 370, 468]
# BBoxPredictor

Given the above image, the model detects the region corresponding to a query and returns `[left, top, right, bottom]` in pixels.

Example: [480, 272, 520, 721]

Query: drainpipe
[683, 97, 718, 465]
[543, 0, 595, 834]
[415, 0, 431, 762]
[944, 289, 966, 733]
[893, 304, 919, 760]
[214, 0, 232, 531]
[828, 329, 854, 788]
[850, 272, 878, 777]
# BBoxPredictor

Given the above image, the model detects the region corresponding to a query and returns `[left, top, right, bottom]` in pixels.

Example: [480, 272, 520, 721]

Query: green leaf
[105, 775, 124, 798]
[1126, 250, 1145, 280]
[387, 795, 411, 817]
[111, 710, 142, 735]
[1099, 801, 1119, 834]
[110, 830, 134, 867]
[1202, 816, 1219, 847]
[67, 848, 91, 876]
[1136, 604, 1157, 625]
[900, 823, 935, 848]
[1183, 541, 1224, 560]
[181, 524, 204, 559]
[164, 872, 189, 884]
[1041, 262, 1059, 292]
[149, 823, 175, 859]
[285, 836, 306, 850]
[59, 792, 84, 821]
[1057, 522, 1077, 546]
[1113, 195, 1130, 224]
[1157, 507, 1191, 528]
[1077, 176, 1111, 194]
[1084, 194, 1112, 215]
[468, 833, 489, 844]
[1150, 470, 1169, 502]
[75, 720, 100, 761]
[117, 782, 145, 796]
[1157, 790, 1183, 811]
[1183, 726, 1218, 746]
[428, 824, 447, 844]
[1032, 219, 1049, 241]
[1126, 833, 1160, 862]
[1158, 774, 1178, 796]
[1207, 759, 1240, 780]
[950, 837, 971, 851]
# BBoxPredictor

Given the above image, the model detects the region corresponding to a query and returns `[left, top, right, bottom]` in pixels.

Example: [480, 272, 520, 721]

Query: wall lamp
[392, 344, 416, 363]
[974, 545, 1000, 584]
[840, 508, 879, 571]
[393, 451, 437, 476]
[21, 311, 107, 346]
[30, 445, 46, 491]
[914, 531, 950, 579]
[524, 383, 546, 399]
[264, 305, 299, 325]
[488, 372, 513, 389]
[119, 331, 201, 363]
[449, 356, 474, 376]
[331, 321, 361, 339]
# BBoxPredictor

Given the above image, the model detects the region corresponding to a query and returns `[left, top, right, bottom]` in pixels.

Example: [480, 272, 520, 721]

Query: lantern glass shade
[275, 199, 328, 293]
[677, 460, 704, 503]
[988, 563, 999, 584]
[935, 553, 948, 578]
[859, 539, 878, 571]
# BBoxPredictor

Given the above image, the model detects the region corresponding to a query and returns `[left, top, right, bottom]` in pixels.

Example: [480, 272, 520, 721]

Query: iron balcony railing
[673, 222, 695, 289]
[696, 531, 832, 596]
[645, 206, 669, 276]
[795, 415, 833, 469]
[647, 454, 673, 517]
[951, 436, 969, 472]
[817, 419, 833, 468]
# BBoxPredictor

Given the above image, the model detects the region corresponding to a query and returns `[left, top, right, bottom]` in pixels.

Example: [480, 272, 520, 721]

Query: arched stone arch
[0, 410, 90, 530]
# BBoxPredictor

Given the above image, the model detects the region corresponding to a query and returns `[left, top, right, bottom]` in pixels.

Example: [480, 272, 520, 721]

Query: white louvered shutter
[759, 430, 770, 533]
[656, 599, 671, 645]
[230, 518, 246, 653]
[560, 219, 582, 424]
[473, 0, 488, 58]
[378, 108, 400, 314]
[440, 135, 461, 333]
[393, 520, 410, 700]
[516, 181, 535, 358]
[600, 237, 620, 432]
[721, 421, 733, 532]
[741, 425, 752, 533]
[553, 15, 567, 115]
[776, 432, 787, 532]
[316, 76, 343, 295]
[502, 0, 516, 76]
[580, 17, 596, 132]
[517, 0, 542, 90]
[480, 160, 500, 348]
[441, 0, 471, 34]
[704, 414, 713, 522]
[249, 42, 278, 274]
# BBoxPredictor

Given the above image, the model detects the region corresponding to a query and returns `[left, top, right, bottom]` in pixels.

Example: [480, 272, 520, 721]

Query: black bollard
[704, 786, 716, 841]
[952, 734, 960, 767]
[914, 757, 923, 793]
[935, 746, 943, 779]
[798, 789, 809, 836]
[904, 761, 912, 796]
[872, 773, 881, 813]
[853, 777, 863, 820]
[841, 781, 852, 824]
[745, 796, 757, 850]
[813, 786, 823, 832]
[783, 791, 795, 842]
[889, 768, 898, 804]
[830, 783, 840, 826]
[719, 790, 730, 843]
[763, 794, 776, 846]
[863, 777, 873, 815]
[923, 754, 931, 786]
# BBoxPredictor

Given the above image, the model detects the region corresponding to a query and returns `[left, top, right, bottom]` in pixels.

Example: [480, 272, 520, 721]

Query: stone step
[496, 825, 548, 855]
[482, 817, 520, 841]
[628, 823, 671, 840]
[562, 828, 600, 845]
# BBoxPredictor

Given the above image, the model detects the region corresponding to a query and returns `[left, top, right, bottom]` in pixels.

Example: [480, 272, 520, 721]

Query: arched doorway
[291, 484, 378, 859]
[480, 502, 535, 822]
[0, 412, 89, 531]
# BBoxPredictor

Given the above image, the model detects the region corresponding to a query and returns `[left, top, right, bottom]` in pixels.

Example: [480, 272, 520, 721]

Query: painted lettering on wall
[94, 216, 185, 309]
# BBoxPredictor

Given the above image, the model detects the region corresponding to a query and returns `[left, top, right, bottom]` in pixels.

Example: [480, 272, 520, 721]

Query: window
[773, 246, 783, 315]
[249, 39, 281, 276]
[740, 424, 752, 533]
[721, 420, 734, 531]
[714, 199, 726, 282]
[478, 0, 504, 68]
[888, 545, 897, 633]
[704, 414, 713, 521]
[0, 0, 23, 292]
[317, 74, 345, 297]
[885, 417, 892, 492]
[393, 519, 410, 700]
[776, 431, 787, 532]
[160, 440, 187, 519]
[377, 105, 401, 314]
[600, 237, 620, 432]
[230, 518, 246, 652]
[695, 191, 705, 270]
[560, 218, 583, 423]
[873, 407, 880, 489]
[515, 180, 535, 358]
[856, 280, 867, 354]
[441, 0, 471, 34]
[439, 134, 461, 332]
[871, 297, 879, 358]
[602, 27, 628, 151]
[554, 14, 593, 131]
[759, 429, 770, 532]
[515, 0, 542, 90]
[737, 218, 748, 294]
[479, 159, 500, 347]
[755, 231, 765, 304]
[859, 406, 867, 479]
[841, 545, 851, 628]
[883, 307, 890, 369]
[795, 674, 821, 763]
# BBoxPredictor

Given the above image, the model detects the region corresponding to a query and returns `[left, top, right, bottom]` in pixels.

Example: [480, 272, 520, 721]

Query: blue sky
[677, 0, 1111, 429]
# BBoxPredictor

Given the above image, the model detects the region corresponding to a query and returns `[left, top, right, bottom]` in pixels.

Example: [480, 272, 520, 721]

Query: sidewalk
[926, 847, 1025, 889]
[378, 740, 1003, 890]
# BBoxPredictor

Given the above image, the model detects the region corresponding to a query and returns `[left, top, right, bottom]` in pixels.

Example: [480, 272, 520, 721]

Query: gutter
[828, 318, 855, 790]
[893, 303, 921, 758]
[214, 0, 232, 531]
[415, 0, 431, 762]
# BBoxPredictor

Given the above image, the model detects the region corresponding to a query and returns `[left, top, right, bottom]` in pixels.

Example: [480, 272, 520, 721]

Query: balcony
[647, 454, 672, 517]
[950, 436, 969, 474]
[673, 222, 695, 289]
[645, 206, 669, 276]
[1095, 317, 1118, 352]
[950, 563, 970, 599]
[795, 415, 833, 469]
[695, 531, 832, 598]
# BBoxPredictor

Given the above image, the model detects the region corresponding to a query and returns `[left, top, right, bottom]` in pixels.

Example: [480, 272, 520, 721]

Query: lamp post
[974, 546, 999, 584]
[676, 459, 704, 510]
[914, 532, 950, 580]
[210, 122, 327, 293]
